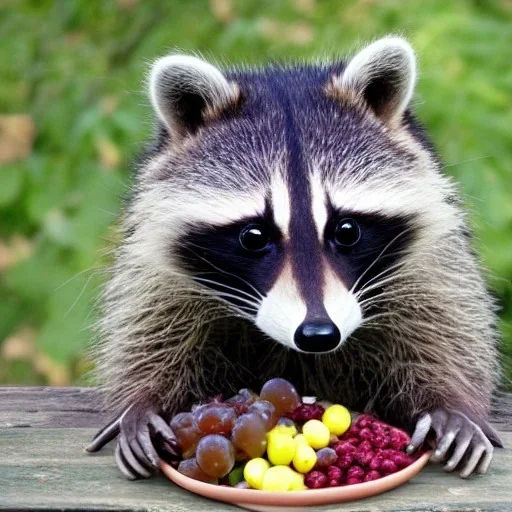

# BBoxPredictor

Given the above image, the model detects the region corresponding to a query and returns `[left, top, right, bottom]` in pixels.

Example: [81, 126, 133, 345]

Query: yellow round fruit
[261, 465, 295, 491]
[267, 432, 296, 465]
[292, 443, 317, 474]
[243, 458, 270, 490]
[302, 419, 330, 449]
[288, 469, 306, 490]
[268, 423, 298, 437]
[293, 433, 310, 447]
[322, 404, 352, 436]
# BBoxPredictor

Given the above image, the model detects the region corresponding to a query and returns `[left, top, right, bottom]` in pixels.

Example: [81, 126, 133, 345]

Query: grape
[170, 412, 202, 458]
[247, 400, 278, 430]
[231, 412, 267, 459]
[196, 434, 235, 478]
[226, 388, 258, 414]
[260, 378, 301, 416]
[178, 458, 217, 483]
[315, 447, 337, 468]
[194, 403, 237, 435]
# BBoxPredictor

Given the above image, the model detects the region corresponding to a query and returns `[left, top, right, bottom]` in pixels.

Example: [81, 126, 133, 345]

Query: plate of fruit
[160, 378, 430, 511]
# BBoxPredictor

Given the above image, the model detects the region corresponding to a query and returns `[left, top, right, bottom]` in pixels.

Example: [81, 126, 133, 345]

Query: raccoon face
[140, 38, 458, 353]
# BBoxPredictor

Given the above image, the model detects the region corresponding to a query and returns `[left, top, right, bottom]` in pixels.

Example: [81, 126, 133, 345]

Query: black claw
[86, 417, 121, 452]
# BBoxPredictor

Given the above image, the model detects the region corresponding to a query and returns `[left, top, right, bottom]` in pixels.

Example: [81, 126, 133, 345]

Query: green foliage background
[1, 0, 511, 386]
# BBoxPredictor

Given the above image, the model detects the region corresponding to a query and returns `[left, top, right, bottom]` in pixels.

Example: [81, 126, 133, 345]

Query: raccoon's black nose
[294, 321, 341, 353]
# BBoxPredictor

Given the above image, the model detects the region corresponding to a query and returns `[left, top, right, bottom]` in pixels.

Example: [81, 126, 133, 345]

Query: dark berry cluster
[304, 414, 415, 488]
[286, 403, 325, 423]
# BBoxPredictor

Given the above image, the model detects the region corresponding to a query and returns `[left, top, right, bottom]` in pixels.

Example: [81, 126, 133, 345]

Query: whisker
[183, 247, 265, 301]
[193, 276, 263, 304]
[350, 227, 414, 295]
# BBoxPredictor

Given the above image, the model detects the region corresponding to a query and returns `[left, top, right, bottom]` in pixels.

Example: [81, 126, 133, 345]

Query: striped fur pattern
[92, 37, 500, 436]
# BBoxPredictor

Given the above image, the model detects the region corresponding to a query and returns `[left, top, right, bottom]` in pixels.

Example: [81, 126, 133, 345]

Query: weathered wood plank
[0, 428, 510, 511]
[1, 387, 511, 511]
[2, 387, 512, 430]
[0, 387, 109, 428]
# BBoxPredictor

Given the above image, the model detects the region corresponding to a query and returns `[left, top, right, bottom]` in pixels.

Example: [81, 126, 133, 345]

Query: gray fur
[91, 37, 500, 449]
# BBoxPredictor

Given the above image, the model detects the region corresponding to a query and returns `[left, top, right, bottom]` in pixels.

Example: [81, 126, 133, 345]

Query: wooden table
[1, 387, 510, 511]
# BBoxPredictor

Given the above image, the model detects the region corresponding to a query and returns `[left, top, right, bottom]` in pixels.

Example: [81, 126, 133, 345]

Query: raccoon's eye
[334, 218, 361, 248]
[239, 224, 270, 252]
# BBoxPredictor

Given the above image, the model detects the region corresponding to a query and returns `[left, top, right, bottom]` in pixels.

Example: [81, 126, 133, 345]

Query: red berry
[359, 427, 372, 441]
[347, 425, 361, 437]
[380, 459, 398, 474]
[336, 454, 354, 468]
[356, 415, 374, 429]
[346, 465, 365, 480]
[289, 403, 325, 423]
[327, 465, 343, 482]
[358, 440, 373, 452]
[364, 470, 381, 482]
[328, 478, 339, 487]
[373, 434, 389, 449]
[355, 449, 374, 467]
[334, 441, 356, 456]
[369, 455, 383, 471]
[305, 470, 328, 489]
[346, 477, 363, 485]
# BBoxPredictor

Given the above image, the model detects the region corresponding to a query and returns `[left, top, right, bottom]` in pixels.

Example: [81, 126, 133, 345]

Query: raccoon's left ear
[149, 55, 240, 140]
[331, 36, 416, 125]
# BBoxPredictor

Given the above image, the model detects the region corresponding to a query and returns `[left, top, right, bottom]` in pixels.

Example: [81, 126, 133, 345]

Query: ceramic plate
[161, 451, 430, 512]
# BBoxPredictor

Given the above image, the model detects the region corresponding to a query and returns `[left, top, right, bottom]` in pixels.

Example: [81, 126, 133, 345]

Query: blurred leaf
[0, 0, 511, 387]
[0, 234, 34, 271]
[36, 270, 98, 365]
[96, 136, 122, 170]
[0, 114, 35, 164]
[0, 163, 24, 207]
[1, 326, 36, 361]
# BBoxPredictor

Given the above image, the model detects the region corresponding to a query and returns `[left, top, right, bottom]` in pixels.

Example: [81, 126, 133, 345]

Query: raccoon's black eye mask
[175, 209, 416, 314]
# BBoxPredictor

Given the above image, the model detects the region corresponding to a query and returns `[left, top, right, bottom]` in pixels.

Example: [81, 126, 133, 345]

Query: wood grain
[1, 387, 511, 511]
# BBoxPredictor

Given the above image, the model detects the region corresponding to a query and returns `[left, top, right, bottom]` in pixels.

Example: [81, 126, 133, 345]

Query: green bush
[0, 0, 511, 385]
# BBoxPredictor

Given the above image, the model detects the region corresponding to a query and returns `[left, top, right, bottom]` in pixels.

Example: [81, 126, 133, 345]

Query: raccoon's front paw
[407, 408, 496, 478]
[86, 404, 179, 480]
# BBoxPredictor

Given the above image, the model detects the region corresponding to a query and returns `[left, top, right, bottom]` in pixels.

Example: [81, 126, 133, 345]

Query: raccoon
[87, 37, 502, 480]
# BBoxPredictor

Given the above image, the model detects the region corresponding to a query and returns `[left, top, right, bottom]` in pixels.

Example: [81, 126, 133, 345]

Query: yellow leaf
[0, 235, 34, 271]
[210, 0, 235, 23]
[33, 352, 72, 386]
[2, 326, 36, 361]
[0, 114, 36, 164]
[96, 137, 121, 170]
[291, 0, 316, 14]
[259, 20, 314, 45]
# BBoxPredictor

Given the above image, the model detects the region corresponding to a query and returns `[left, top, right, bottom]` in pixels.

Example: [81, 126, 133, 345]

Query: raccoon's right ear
[149, 55, 240, 140]
[330, 37, 416, 125]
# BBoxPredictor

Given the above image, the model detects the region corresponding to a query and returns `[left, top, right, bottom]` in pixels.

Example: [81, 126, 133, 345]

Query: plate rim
[160, 450, 431, 506]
